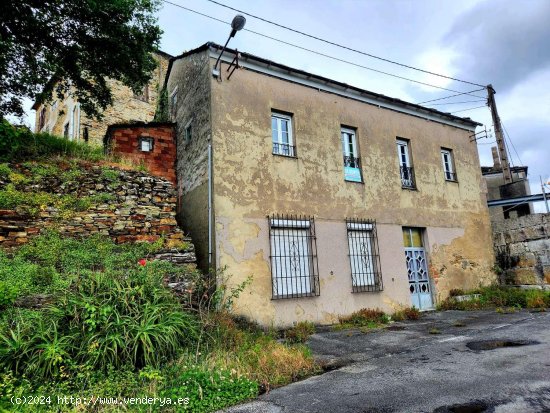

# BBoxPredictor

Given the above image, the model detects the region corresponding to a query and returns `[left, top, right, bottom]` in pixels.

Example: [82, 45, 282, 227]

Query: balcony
[344, 156, 362, 182]
[444, 171, 458, 182]
[400, 166, 416, 189]
[272, 142, 296, 157]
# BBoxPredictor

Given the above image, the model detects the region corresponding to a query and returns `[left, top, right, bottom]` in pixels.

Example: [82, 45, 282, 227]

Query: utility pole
[486, 84, 513, 184]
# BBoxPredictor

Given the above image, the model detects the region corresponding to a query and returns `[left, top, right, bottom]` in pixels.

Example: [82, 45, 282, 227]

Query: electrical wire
[203, 0, 485, 88]
[451, 105, 487, 114]
[502, 123, 524, 166]
[417, 88, 487, 105]
[162, 0, 486, 98]
[429, 99, 487, 106]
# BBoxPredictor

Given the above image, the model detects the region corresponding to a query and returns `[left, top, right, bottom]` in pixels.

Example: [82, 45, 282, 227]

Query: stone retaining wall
[0, 164, 195, 265]
[493, 213, 550, 285]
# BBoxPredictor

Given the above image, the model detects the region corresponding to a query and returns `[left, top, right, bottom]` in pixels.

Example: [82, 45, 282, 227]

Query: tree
[0, 0, 162, 119]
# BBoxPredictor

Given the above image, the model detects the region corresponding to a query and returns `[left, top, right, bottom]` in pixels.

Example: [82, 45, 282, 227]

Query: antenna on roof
[212, 15, 246, 78]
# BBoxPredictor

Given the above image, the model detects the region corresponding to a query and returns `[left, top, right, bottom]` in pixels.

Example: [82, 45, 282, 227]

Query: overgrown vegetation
[391, 307, 421, 321]
[284, 321, 316, 344]
[438, 285, 550, 311]
[0, 233, 317, 412]
[337, 308, 391, 330]
[0, 120, 104, 162]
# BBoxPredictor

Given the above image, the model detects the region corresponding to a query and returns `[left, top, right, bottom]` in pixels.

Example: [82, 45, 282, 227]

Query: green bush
[285, 321, 316, 343]
[0, 163, 11, 178]
[0, 120, 104, 162]
[0, 233, 199, 380]
[162, 366, 258, 412]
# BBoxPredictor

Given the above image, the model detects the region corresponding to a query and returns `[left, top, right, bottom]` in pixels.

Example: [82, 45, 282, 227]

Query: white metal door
[405, 248, 433, 310]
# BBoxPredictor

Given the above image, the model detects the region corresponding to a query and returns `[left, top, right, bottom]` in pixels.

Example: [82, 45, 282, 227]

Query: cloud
[444, 0, 550, 92]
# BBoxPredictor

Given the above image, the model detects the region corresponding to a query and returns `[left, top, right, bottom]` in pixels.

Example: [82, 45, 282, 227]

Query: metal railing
[272, 142, 296, 157]
[343, 155, 361, 168]
[400, 166, 416, 189]
[269, 214, 320, 299]
[346, 218, 383, 293]
[444, 171, 457, 182]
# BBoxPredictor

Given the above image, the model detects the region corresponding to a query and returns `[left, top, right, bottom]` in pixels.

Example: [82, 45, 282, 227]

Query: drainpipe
[208, 140, 213, 268]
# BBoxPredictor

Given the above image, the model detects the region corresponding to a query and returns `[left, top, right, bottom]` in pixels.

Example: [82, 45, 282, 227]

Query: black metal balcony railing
[343, 155, 361, 168]
[400, 166, 416, 189]
[272, 142, 296, 157]
[445, 171, 458, 182]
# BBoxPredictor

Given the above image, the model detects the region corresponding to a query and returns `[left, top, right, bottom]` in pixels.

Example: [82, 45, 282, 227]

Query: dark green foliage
[162, 366, 258, 412]
[153, 86, 170, 122]
[0, 233, 199, 380]
[438, 285, 550, 311]
[0, 0, 162, 119]
[0, 121, 104, 162]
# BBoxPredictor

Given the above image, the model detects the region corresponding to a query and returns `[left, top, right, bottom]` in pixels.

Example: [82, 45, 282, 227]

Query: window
[271, 112, 295, 157]
[341, 127, 362, 182]
[184, 121, 192, 146]
[134, 84, 149, 102]
[139, 136, 154, 152]
[397, 139, 415, 189]
[63, 123, 69, 138]
[346, 219, 383, 292]
[38, 107, 47, 131]
[269, 215, 319, 299]
[170, 87, 178, 120]
[441, 149, 457, 181]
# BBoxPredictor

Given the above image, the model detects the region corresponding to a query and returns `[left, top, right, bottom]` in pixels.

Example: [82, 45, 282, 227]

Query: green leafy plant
[391, 307, 421, 321]
[338, 308, 390, 329]
[285, 321, 316, 343]
[162, 366, 258, 412]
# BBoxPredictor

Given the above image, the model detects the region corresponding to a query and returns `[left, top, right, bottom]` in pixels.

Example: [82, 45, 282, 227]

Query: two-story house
[168, 42, 494, 326]
[32, 51, 172, 146]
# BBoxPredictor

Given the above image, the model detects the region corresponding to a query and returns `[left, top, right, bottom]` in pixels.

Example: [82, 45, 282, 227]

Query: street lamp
[212, 15, 246, 77]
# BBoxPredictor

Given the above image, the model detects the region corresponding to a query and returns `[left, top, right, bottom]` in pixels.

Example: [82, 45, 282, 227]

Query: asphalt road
[223, 310, 550, 413]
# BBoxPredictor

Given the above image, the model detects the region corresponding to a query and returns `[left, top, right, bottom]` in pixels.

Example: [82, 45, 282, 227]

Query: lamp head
[230, 15, 246, 37]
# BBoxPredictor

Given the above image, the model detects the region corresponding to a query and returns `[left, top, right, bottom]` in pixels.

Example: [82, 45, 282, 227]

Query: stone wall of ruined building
[493, 213, 550, 286]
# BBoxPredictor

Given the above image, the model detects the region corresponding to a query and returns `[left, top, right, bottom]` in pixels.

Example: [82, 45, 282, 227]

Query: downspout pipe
[208, 140, 212, 268]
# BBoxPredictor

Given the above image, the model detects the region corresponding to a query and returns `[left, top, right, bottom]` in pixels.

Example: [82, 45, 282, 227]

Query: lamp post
[212, 15, 246, 78]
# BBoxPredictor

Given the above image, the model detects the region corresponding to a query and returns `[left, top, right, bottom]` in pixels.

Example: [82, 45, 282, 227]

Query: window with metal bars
[268, 214, 320, 299]
[346, 218, 383, 292]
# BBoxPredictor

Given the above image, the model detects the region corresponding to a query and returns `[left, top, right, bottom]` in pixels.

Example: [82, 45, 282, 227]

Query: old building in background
[32, 51, 171, 146]
[165, 42, 496, 327]
[482, 146, 533, 221]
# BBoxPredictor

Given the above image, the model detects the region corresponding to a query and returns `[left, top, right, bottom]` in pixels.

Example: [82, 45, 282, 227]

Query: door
[403, 227, 433, 310]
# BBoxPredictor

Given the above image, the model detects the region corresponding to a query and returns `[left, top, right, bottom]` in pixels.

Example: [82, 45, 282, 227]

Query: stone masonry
[0, 164, 195, 265]
[493, 213, 550, 285]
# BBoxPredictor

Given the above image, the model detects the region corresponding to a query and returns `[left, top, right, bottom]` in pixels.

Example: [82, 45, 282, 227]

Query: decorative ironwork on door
[405, 249, 430, 295]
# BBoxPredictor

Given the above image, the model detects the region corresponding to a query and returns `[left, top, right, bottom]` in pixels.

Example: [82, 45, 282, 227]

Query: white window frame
[268, 216, 319, 299]
[397, 139, 411, 168]
[441, 149, 456, 181]
[341, 127, 358, 158]
[271, 112, 294, 156]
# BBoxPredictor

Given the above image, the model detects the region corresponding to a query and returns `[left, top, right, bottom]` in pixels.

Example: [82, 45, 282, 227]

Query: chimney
[491, 146, 501, 169]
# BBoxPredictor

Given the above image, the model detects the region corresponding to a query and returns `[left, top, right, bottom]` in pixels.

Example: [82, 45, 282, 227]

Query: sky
[23, 0, 550, 211]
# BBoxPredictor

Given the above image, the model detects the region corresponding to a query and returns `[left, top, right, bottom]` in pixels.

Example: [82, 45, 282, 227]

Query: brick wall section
[105, 122, 177, 185]
[493, 213, 550, 285]
[0, 165, 195, 265]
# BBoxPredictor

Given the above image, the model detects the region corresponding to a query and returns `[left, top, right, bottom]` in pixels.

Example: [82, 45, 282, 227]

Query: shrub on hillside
[0, 120, 103, 162]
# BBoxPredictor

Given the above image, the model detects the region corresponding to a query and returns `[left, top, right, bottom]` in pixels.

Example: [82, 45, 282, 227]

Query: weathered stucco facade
[168, 43, 496, 327]
[33, 52, 171, 146]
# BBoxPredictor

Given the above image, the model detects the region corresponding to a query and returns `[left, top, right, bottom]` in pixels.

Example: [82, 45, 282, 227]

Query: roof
[481, 165, 528, 175]
[164, 42, 482, 129]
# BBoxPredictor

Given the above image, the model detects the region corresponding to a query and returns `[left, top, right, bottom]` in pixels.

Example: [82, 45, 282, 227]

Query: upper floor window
[397, 139, 415, 189]
[134, 84, 149, 102]
[269, 214, 319, 299]
[271, 112, 295, 157]
[38, 107, 46, 131]
[184, 121, 192, 146]
[441, 149, 457, 181]
[346, 218, 383, 292]
[341, 127, 362, 182]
